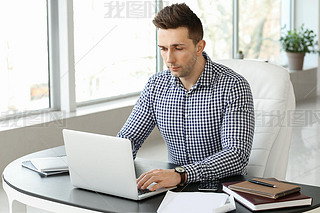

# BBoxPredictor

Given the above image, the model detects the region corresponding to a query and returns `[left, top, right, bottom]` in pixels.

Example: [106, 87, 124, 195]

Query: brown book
[222, 181, 312, 211]
[227, 178, 301, 199]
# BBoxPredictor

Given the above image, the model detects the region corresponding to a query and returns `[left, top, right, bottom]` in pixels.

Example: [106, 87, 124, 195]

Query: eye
[176, 47, 183, 51]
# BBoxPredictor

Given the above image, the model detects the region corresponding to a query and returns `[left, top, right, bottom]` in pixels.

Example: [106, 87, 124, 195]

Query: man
[117, 3, 254, 191]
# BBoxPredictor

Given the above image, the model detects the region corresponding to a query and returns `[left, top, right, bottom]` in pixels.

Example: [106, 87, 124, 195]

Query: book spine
[276, 188, 301, 199]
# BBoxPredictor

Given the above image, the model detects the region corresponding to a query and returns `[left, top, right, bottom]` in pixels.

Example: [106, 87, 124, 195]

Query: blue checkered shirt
[117, 52, 255, 183]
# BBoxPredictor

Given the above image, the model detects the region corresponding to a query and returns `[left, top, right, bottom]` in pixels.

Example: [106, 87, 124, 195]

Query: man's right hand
[136, 168, 184, 191]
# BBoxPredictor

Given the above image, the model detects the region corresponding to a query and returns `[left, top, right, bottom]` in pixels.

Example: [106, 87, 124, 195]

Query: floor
[285, 95, 320, 186]
[1, 95, 320, 212]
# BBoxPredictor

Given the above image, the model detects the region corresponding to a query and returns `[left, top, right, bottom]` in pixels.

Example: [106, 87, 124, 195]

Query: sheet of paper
[157, 191, 236, 213]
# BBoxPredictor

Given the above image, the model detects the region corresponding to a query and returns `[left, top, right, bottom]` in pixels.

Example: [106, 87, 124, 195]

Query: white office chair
[216, 59, 295, 180]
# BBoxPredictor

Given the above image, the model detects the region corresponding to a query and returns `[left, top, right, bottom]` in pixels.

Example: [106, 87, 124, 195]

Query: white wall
[295, 0, 320, 94]
[295, 0, 319, 68]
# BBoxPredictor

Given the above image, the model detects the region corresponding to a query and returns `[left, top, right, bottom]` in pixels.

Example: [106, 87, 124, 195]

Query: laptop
[62, 129, 176, 200]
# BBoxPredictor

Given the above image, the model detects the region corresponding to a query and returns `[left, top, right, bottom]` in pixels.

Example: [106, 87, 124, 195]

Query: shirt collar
[170, 51, 215, 90]
[196, 51, 215, 87]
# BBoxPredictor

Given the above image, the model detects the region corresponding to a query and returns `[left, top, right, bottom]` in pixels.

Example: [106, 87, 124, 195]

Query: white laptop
[62, 129, 175, 200]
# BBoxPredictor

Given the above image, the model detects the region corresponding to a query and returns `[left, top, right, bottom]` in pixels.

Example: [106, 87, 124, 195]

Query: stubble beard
[168, 52, 197, 78]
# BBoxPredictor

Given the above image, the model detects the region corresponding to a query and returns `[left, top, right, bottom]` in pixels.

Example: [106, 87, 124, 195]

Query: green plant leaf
[280, 24, 319, 54]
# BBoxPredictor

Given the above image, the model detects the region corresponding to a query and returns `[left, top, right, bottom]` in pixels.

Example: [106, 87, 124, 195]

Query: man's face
[158, 27, 198, 78]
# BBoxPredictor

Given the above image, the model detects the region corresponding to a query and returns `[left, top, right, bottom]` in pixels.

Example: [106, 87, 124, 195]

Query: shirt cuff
[182, 163, 201, 183]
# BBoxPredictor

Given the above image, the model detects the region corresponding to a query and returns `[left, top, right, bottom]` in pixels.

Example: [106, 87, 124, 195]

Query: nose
[166, 49, 175, 64]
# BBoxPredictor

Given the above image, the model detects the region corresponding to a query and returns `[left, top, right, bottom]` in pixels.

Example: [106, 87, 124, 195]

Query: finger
[149, 182, 164, 191]
[137, 169, 159, 186]
[137, 175, 148, 189]
[140, 175, 158, 190]
[137, 171, 156, 189]
[137, 169, 158, 182]
[137, 172, 147, 183]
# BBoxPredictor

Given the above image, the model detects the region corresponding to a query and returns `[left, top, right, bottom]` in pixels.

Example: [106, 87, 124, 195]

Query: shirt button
[188, 154, 192, 158]
[185, 114, 188, 118]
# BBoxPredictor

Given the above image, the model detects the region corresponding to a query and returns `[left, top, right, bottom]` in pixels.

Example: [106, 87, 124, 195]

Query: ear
[196, 40, 206, 56]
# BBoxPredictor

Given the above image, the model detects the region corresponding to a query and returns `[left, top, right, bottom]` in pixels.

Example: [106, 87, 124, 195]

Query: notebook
[30, 156, 68, 172]
[222, 181, 312, 211]
[62, 129, 176, 200]
[227, 178, 301, 199]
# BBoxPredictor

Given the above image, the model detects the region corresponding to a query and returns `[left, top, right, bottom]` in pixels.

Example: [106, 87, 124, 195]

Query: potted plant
[280, 24, 319, 70]
[236, 50, 244, 59]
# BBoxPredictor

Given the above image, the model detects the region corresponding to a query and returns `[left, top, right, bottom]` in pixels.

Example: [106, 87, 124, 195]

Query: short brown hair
[152, 3, 203, 45]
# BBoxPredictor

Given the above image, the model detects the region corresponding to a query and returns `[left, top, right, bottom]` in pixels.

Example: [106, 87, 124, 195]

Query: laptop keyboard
[138, 188, 151, 195]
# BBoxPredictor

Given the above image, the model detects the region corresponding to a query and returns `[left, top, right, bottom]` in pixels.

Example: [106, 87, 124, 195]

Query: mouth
[169, 66, 181, 71]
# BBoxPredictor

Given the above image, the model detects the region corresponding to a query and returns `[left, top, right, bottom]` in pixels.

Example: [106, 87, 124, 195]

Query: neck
[180, 55, 206, 91]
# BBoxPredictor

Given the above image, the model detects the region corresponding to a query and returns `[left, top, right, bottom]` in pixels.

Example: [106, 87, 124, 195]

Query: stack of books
[222, 178, 312, 211]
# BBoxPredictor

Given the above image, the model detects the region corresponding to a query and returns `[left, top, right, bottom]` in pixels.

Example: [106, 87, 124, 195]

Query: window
[239, 0, 281, 64]
[0, 1, 49, 118]
[73, 0, 157, 104]
[167, 0, 282, 62]
[200, 0, 233, 59]
[167, 0, 233, 59]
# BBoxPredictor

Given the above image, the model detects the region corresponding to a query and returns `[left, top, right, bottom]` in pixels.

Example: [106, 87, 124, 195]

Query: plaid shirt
[117, 52, 254, 183]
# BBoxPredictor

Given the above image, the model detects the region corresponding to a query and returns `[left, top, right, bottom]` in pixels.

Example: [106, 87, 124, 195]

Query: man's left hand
[136, 169, 181, 191]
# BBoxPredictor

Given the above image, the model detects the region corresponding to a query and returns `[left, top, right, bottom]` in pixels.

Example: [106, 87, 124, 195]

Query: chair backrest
[215, 59, 295, 180]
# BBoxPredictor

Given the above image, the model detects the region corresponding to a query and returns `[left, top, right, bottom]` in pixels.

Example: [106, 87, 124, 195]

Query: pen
[248, 179, 277, 188]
